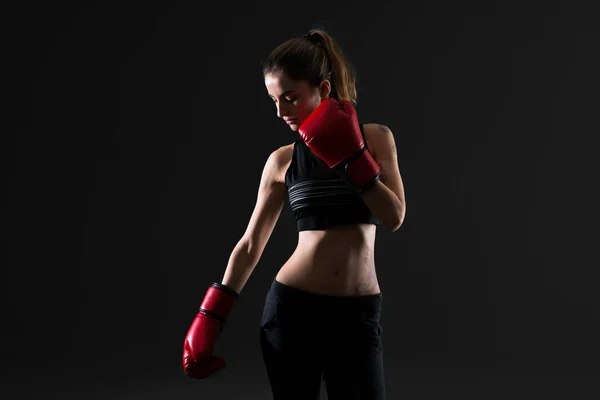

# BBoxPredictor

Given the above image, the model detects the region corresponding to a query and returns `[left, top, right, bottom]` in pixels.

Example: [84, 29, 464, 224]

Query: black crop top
[284, 123, 381, 231]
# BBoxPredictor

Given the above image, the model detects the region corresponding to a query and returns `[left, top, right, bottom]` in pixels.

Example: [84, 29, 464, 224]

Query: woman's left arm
[359, 124, 406, 232]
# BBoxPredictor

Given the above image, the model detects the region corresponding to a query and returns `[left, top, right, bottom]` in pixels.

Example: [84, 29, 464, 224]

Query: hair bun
[304, 32, 321, 46]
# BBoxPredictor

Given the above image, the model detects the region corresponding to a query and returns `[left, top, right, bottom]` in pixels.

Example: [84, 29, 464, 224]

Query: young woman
[183, 29, 406, 400]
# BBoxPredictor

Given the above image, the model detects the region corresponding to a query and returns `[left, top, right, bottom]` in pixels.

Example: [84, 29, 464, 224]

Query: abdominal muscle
[275, 223, 381, 297]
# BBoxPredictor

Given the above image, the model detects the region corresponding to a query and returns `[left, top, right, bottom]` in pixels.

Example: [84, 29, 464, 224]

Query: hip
[276, 250, 381, 297]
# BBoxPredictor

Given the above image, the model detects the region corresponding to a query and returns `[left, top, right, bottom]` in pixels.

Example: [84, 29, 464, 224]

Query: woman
[182, 29, 406, 400]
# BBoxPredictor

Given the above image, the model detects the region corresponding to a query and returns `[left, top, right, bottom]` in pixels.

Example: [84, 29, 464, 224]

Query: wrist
[334, 148, 381, 193]
[199, 283, 238, 319]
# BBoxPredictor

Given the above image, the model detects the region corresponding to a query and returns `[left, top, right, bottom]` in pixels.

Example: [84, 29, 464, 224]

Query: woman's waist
[296, 223, 376, 249]
[294, 227, 374, 265]
[285, 253, 372, 270]
[276, 259, 381, 296]
[279, 250, 379, 297]
[268, 278, 383, 313]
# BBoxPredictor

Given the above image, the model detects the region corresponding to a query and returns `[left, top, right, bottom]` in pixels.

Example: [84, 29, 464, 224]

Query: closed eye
[270, 96, 297, 103]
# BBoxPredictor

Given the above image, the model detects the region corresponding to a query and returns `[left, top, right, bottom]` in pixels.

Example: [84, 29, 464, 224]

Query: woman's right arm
[220, 147, 288, 294]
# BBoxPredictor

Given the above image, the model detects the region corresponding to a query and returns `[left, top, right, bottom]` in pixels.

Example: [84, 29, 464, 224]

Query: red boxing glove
[298, 97, 381, 192]
[182, 282, 239, 379]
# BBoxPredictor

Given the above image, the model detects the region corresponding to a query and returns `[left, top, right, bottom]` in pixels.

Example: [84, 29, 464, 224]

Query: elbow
[382, 215, 402, 232]
[238, 238, 261, 266]
[386, 204, 406, 233]
[386, 219, 402, 233]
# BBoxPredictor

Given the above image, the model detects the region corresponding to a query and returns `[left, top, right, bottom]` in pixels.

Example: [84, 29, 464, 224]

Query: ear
[319, 79, 331, 99]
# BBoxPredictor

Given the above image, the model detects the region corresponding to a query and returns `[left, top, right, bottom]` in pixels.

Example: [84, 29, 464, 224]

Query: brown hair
[262, 29, 358, 106]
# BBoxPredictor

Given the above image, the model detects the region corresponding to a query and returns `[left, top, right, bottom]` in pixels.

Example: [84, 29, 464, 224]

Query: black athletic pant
[260, 279, 386, 400]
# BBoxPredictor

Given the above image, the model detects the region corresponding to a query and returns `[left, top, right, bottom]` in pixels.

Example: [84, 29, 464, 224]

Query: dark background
[4, 0, 599, 398]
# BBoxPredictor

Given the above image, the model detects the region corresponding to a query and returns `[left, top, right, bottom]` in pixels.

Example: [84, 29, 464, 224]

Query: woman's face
[264, 71, 330, 131]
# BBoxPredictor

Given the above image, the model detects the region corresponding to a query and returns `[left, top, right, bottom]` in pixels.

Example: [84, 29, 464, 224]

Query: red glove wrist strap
[198, 283, 238, 321]
[338, 148, 381, 192]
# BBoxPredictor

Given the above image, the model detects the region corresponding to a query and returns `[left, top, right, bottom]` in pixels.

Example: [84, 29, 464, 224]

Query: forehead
[265, 72, 302, 95]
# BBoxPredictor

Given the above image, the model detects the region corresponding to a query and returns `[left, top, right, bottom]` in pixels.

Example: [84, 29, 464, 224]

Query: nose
[276, 102, 291, 119]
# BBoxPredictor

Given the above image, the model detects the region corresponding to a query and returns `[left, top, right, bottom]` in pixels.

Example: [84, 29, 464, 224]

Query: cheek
[298, 99, 318, 120]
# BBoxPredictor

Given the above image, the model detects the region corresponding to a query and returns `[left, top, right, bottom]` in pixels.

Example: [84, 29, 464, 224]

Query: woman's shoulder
[272, 142, 295, 161]
[269, 142, 295, 183]
[363, 122, 393, 135]
[362, 122, 392, 159]
[362, 122, 387, 137]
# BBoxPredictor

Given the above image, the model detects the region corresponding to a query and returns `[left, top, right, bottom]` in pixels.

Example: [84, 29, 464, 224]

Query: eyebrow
[269, 90, 295, 98]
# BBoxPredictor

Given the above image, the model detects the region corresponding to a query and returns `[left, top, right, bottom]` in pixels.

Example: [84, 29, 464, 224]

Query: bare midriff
[275, 223, 380, 297]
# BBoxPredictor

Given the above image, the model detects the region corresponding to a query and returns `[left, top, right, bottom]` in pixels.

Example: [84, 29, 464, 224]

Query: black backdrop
[5, 1, 600, 398]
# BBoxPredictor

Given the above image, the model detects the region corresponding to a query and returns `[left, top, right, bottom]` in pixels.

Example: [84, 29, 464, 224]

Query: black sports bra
[284, 124, 380, 231]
